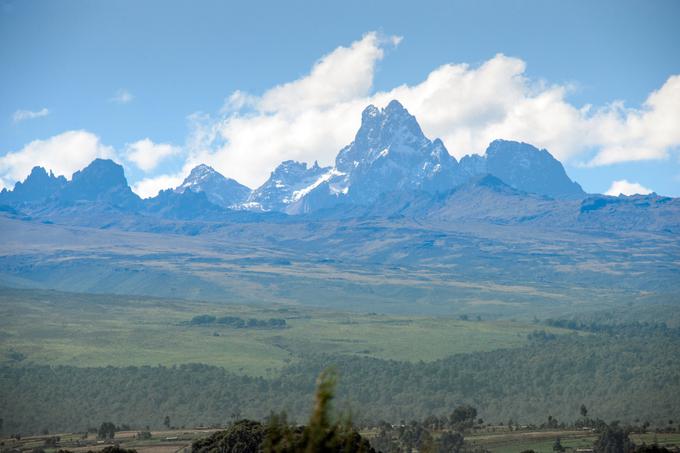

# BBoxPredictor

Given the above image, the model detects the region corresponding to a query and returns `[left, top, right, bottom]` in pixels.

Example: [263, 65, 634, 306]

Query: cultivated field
[4, 427, 679, 453]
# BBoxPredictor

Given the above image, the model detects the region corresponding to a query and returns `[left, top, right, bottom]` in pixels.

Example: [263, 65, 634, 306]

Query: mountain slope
[0, 100, 674, 233]
[174, 164, 251, 208]
[287, 100, 463, 213]
[0, 166, 67, 205]
[246, 160, 332, 211]
[460, 140, 585, 199]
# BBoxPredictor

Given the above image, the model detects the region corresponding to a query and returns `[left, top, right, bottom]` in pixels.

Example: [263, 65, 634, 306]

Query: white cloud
[132, 173, 183, 199]
[605, 179, 653, 196]
[185, 32, 397, 187]
[110, 89, 134, 104]
[584, 75, 680, 166]
[256, 32, 390, 114]
[5, 32, 679, 196]
[0, 130, 116, 185]
[12, 107, 49, 123]
[180, 33, 680, 189]
[125, 138, 180, 172]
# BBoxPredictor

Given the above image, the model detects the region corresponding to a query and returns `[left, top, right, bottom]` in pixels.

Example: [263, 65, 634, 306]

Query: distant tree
[192, 370, 374, 453]
[262, 411, 296, 452]
[285, 369, 373, 452]
[553, 437, 565, 452]
[7, 350, 26, 362]
[45, 436, 60, 447]
[581, 404, 589, 418]
[424, 415, 440, 431]
[436, 431, 464, 453]
[98, 422, 116, 440]
[163, 416, 171, 430]
[594, 422, 635, 453]
[544, 415, 559, 429]
[300, 368, 338, 451]
[192, 419, 265, 453]
[449, 404, 477, 431]
[190, 315, 216, 325]
[100, 446, 138, 453]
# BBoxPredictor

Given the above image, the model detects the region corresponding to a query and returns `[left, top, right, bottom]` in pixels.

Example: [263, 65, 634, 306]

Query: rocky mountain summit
[0, 100, 676, 233]
[246, 160, 331, 212]
[174, 164, 250, 208]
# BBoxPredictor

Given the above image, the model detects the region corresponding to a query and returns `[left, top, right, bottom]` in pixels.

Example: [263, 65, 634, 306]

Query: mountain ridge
[0, 100, 675, 233]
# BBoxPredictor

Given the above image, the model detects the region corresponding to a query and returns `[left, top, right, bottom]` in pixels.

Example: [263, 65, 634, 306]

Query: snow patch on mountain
[175, 164, 250, 208]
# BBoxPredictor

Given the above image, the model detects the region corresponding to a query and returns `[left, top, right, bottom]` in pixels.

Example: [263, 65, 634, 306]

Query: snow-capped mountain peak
[178, 164, 217, 190]
[282, 100, 462, 213]
[175, 164, 250, 208]
[245, 160, 332, 211]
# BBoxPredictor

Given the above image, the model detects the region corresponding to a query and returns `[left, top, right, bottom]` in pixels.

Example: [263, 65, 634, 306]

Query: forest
[2, 326, 679, 436]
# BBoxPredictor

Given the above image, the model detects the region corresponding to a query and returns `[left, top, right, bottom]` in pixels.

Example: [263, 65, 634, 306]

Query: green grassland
[0, 287, 569, 376]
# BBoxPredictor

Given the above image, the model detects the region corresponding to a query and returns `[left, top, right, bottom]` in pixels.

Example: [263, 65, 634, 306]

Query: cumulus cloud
[605, 179, 653, 196]
[125, 138, 181, 172]
[110, 89, 134, 104]
[5, 32, 679, 195]
[0, 130, 115, 186]
[178, 33, 680, 189]
[132, 173, 184, 199]
[256, 32, 391, 113]
[584, 75, 680, 166]
[183, 32, 397, 187]
[12, 107, 49, 123]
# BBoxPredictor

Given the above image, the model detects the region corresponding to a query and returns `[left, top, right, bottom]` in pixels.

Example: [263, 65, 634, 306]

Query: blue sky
[2, 0, 679, 196]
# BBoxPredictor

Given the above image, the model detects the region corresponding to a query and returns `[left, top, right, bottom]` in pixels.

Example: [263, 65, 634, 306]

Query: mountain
[460, 140, 585, 199]
[174, 164, 251, 208]
[0, 100, 592, 219]
[577, 193, 680, 232]
[0, 166, 67, 205]
[145, 188, 227, 220]
[246, 160, 331, 212]
[54, 159, 142, 210]
[0, 99, 674, 232]
[0, 159, 143, 227]
[0, 100, 678, 317]
[316, 174, 574, 226]
[284, 100, 585, 214]
[287, 100, 463, 213]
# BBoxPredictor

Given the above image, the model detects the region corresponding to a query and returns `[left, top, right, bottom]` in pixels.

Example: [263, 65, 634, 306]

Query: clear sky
[2, 0, 679, 197]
